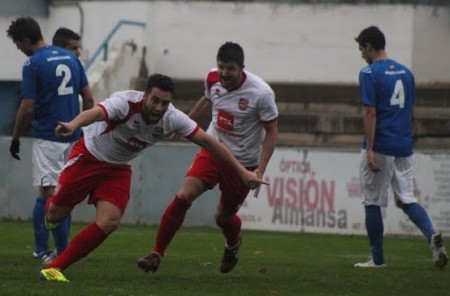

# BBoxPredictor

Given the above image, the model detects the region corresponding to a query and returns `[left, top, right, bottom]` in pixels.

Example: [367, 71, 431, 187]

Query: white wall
[1, 2, 449, 84]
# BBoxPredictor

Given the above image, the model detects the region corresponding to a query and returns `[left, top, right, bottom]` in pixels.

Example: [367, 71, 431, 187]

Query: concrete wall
[1, 1, 449, 85]
[3, 137, 450, 237]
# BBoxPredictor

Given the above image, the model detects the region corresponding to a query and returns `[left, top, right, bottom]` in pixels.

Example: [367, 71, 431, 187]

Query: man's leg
[32, 196, 50, 258]
[44, 200, 119, 271]
[364, 205, 385, 265]
[215, 168, 252, 273]
[51, 216, 71, 255]
[138, 176, 206, 273]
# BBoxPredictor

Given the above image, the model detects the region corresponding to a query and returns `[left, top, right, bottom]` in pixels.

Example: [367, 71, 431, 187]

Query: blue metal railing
[85, 19, 146, 72]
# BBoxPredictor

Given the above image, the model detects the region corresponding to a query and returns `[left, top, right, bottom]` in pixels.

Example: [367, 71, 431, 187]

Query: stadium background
[1, 0, 449, 236]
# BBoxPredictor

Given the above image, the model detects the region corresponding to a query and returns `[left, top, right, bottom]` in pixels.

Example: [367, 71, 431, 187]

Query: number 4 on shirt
[390, 79, 405, 109]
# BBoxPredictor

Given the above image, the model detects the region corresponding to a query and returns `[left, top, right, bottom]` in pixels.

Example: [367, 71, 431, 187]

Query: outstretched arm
[56, 106, 106, 138]
[189, 128, 268, 189]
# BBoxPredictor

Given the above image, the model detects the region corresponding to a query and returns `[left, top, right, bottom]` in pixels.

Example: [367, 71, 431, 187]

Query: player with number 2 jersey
[22, 44, 89, 142]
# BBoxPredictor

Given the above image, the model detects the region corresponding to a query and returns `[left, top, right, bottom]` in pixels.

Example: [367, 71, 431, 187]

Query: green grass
[0, 220, 448, 296]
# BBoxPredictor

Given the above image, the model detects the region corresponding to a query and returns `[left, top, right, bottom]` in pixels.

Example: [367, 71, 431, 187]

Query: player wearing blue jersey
[353, 26, 447, 269]
[7, 17, 94, 263]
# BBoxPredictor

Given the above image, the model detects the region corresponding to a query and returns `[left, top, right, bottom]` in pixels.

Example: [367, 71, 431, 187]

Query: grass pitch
[0, 220, 448, 296]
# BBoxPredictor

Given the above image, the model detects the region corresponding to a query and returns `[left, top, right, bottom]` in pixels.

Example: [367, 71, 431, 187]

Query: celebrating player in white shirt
[39, 74, 267, 282]
[138, 42, 278, 274]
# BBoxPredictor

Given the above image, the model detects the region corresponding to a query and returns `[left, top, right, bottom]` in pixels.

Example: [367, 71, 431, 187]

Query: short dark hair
[52, 27, 81, 48]
[145, 74, 175, 94]
[6, 17, 44, 43]
[217, 42, 244, 67]
[355, 26, 386, 50]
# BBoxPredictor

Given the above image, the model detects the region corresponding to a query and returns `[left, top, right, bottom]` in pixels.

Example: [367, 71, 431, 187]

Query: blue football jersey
[359, 59, 415, 157]
[21, 45, 89, 142]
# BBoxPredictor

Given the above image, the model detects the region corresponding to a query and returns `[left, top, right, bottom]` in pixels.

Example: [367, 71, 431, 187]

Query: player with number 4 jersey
[354, 26, 447, 269]
[359, 57, 414, 157]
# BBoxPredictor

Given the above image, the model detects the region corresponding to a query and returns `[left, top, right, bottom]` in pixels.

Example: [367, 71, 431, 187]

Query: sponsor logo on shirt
[47, 56, 71, 62]
[132, 120, 140, 127]
[217, 109, 234, 131]
[127, 137, 149, 152]
[238, 98, 249, 111]
[152, 126, 163, 138]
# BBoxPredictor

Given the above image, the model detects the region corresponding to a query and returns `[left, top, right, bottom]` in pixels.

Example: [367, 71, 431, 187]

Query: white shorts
[359, 149, 417, 207]
[32, 139, 74, 187]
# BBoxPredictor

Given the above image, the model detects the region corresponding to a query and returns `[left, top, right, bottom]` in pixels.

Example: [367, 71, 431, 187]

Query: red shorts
[50, 138, 132, 213]
[186, 148, 256, 215]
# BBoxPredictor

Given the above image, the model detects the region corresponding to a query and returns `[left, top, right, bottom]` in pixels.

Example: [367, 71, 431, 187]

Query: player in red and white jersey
[205, 67, 277, 167]
[82, 90, 197, 164]
[138, 42, 278, 274]
[39, 74, 267, 282]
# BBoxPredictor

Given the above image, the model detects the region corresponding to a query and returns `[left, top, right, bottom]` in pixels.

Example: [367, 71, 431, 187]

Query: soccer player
[52, 27, 82, 57]
[38, 73, 267, 282]
[353, 26, 448, 269]
[7, 17, 94, 264]
[137, 42, 278, 274]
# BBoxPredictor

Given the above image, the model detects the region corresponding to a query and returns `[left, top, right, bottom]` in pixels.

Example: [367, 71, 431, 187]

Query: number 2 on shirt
[390, 79, 405, 109]
[56, 64, 74, 96]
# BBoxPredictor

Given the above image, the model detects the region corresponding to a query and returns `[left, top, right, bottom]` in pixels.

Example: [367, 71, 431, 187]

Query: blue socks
[33, 197, 50, 255]
[365, 205, 385, 265]
[402, 202, 435, 243]
[52, 216, 71, 255]
[33, 196, 71, 256]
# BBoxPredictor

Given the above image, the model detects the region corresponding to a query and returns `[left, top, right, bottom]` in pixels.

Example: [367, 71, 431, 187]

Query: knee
[215, 213, 230, 228]
[176, 190, 198, 204]
[96, 217, 120, 235]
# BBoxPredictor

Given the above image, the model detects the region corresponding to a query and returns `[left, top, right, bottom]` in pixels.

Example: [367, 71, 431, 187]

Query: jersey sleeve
[257, 90, 278, 122]
[98, 93, 130, 121]
[359, 66, 376, 107]
[204, 69, 219, 100]
[21, 59, 37, 100]
[167, 108, 199, 138]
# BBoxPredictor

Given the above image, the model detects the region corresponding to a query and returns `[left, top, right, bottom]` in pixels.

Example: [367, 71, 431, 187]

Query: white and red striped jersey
[204, 69, 278, 167]
[83, 90, 199, 164]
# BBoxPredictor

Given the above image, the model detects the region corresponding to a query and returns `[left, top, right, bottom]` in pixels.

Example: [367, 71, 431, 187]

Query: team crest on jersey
[152, 126, 163, 138]
[215, 88, 221, 96]
[238, 98, 249, 111]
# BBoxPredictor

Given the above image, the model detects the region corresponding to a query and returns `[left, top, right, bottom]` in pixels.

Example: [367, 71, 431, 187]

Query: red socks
[153, 196, 191, 256]
[46, 223, 108, 270]
[217, 215, 242, 247]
